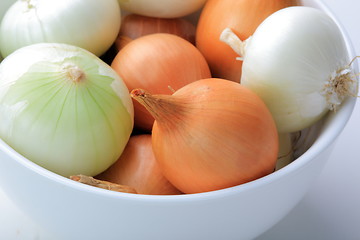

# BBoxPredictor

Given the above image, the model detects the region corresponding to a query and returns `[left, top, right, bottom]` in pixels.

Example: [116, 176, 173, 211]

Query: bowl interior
[0, 0, 357, 202]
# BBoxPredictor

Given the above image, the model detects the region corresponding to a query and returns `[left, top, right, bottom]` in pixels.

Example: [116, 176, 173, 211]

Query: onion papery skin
[196, 0, 300, 82]
[0, 43, 134, 177]
[112, 33, 211, 132]
[119, 0, 207, 18]
[239, 7, 356, 133]
[97, 134, 182, 195]
[115, 14, 196, 51]
[131, 78, 279, 194]
[0, 0, 121, 58]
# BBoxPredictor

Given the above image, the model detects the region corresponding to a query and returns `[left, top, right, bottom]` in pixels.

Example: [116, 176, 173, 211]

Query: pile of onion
[0, 0, 356, 197]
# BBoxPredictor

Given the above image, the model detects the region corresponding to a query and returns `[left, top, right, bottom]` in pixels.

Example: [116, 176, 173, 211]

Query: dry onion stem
[70, 175, 137, 194]
[130, 88, 189, 122]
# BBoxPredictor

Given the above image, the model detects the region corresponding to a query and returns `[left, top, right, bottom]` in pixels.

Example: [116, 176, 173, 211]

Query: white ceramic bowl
[0, 1, 357, 239]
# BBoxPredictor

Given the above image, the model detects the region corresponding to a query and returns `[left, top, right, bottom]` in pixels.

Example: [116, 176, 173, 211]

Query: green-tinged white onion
[0, 0, 16, 60]
[0, 43, 134, 177]
[221, 6, 358, 133]
[0, 0, 15, 23]
[0, 0, 121, 58]
[119, 0, 206, 18]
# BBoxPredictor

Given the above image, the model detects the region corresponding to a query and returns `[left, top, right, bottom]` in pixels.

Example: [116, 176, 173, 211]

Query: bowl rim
[0, 0, 358, 203]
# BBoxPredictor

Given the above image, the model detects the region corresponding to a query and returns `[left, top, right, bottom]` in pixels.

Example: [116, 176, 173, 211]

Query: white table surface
[1, 1, 360, 239]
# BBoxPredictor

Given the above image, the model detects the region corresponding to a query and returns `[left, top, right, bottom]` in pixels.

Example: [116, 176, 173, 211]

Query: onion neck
[131, 89, 187, 126]
[220, 28, 250, 61]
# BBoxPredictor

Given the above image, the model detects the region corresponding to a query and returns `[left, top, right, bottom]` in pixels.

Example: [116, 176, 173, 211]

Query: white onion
[0, 0, 121, 58]
[0, 0, 15, 22]
[119, 0, 206, 18]
[0, 0, 16, 60]
[0, 43, 134, 177]
[221, 6, 358, 133]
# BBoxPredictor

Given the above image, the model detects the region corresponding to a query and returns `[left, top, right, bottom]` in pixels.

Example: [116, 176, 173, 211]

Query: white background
[0, 1, 359, 239]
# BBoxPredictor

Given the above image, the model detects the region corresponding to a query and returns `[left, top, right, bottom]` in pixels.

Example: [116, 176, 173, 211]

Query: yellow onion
[97, 134, 181, 195]
[115, 14, 196, 51]
[112, 33, 211, 131]
[118, 0, 207, 18]
[131, 78, 279, 194]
